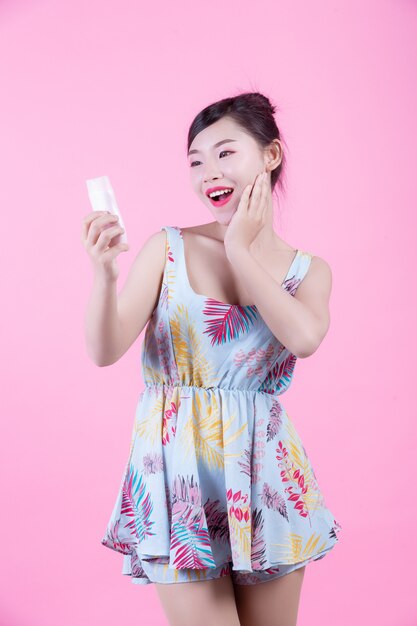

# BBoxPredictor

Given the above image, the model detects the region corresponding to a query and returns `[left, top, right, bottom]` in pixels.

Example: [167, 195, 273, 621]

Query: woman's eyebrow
[188, 139, 237, 156]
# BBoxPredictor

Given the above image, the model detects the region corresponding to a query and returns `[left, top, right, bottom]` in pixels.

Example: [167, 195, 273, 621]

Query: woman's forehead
[190, 122, 252, 152]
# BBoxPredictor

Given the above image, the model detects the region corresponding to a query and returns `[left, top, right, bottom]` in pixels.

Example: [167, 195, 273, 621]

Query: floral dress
[101, 225, 342, 585]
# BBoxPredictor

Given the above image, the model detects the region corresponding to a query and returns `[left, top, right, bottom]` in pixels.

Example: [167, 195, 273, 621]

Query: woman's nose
[203, 168, 222, 182]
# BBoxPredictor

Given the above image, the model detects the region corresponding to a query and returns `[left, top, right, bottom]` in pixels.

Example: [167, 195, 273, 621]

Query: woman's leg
[155, 573, 241, 626]
[233, 565, 306, 626]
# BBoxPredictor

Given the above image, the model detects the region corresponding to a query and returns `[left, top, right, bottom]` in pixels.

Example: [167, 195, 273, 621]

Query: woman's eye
[190, 150, 233, 167]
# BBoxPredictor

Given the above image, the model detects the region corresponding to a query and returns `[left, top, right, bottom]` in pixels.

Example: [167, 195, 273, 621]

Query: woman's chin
[213, 210, 235, 225]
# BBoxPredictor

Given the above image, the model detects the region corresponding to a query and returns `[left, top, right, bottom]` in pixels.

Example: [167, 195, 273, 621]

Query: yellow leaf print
[170, 303, 218, 387]
[135, 395, 165, 445]
[271, 531, 328, 564]
[142, 364, 167, 385]
[180, 390, 224, 470]
[284, 418, 326, 511]
[228, 509, 252, 563]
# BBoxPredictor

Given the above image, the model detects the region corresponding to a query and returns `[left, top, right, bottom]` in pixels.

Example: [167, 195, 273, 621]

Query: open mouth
[210, 189, 233, 201]
[208, 189, 235, 206]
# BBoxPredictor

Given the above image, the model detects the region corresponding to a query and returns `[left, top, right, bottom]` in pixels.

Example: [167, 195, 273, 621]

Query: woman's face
[188, 117, 272, 225]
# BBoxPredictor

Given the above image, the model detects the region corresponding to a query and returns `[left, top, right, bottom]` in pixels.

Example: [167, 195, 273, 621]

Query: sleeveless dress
[101, 225, 342, 586]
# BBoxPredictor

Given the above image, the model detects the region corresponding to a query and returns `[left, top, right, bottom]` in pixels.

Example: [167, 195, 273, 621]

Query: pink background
[1, 1, 416, 625]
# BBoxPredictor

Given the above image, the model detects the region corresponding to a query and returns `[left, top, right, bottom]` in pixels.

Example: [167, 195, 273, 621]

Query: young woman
[82, 92, 342, 626]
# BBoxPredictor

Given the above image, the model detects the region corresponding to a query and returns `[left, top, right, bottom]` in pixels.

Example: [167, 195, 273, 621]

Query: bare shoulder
[127, 228, 168, 289]
[298, 253, 333, 296]
[142, 227, 168, 251]
[128, 228, 168, 269]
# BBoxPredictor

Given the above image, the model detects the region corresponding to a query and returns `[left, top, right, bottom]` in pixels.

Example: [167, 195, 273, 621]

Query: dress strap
[160, 225, 185, 293]
[282, 250, 313, 296]
[161, 223, 183, 254]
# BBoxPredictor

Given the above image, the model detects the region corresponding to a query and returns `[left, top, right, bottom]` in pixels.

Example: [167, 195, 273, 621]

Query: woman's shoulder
[296, 252, 333, 295]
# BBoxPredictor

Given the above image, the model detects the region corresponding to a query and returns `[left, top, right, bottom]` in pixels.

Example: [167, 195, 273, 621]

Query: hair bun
[249, 92, 276, 114]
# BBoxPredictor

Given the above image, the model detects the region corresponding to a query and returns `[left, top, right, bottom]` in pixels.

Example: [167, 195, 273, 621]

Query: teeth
[209, 188, 233, 198]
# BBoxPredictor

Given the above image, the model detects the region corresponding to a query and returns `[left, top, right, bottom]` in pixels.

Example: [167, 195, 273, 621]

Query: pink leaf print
[250, 508, 268, 570]
[142, 452, 164, 475]
[283, 275, 301, 294]
[260, 482, 289, 521]
[276, 441, 310, 520]
[233, 490, 242, 503]
[233, 343, 276, 381]
[203, 498, 230, 543]
[202, 300, 258, 346]
[170, 474, 216, 569]
[266, 399, 284, 442]
[234, 507, 243, 522]
[120, 464, 156, 542]
[238, 446, 252, 477]
[156, 320, 175, 378]
[162, 400, 178, 446]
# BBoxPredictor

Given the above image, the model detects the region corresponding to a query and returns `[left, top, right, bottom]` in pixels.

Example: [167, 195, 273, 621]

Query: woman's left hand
[224, 171, 273, 258]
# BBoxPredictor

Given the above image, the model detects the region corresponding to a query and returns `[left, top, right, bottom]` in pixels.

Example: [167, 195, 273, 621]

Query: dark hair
[187, 91, 288, 203]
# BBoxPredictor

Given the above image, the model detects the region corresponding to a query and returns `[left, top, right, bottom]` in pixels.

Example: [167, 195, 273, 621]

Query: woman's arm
[84, 230, 166, 366]
[226, 249, 332, 358]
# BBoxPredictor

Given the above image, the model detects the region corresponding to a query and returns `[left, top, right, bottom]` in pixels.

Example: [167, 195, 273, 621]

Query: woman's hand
[81, 211, 129, 282]
[224, 171, 272, 258]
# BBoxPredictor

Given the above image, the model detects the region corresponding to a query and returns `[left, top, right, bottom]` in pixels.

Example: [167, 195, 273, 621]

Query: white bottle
[85, 175, 128, 245]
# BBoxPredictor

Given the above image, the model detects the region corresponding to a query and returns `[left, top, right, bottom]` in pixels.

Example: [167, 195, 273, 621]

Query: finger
[103, 241, 130, 260]
[81, 211, 109, 243]
[85, 213, 119, 247]
[248, 173, 264, 214]
[239, 185, 252, 212]
[259, 175, 270, 218]
[95, 224, 125, 252]
[252, 174, 268, 218]
[249, 173, 262, 197]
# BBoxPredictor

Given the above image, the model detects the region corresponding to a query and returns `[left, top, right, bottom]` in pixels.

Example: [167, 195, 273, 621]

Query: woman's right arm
[81, 211, 166, 367]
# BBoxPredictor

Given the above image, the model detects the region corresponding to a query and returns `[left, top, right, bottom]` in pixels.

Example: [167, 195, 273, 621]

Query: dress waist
[143, 381, 275, 395]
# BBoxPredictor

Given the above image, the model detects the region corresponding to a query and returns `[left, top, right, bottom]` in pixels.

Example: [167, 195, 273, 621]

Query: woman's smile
[207, 188, 235, 207]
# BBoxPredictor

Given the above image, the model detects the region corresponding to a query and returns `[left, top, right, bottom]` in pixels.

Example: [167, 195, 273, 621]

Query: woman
[81, 92, 342, 626]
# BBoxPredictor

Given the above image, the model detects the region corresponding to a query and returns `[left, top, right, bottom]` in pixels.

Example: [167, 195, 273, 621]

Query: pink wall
[1, 0, 416, 624]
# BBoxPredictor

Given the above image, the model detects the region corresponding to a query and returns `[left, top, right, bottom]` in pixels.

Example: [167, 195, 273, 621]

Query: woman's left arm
[227, 248, 332, 358]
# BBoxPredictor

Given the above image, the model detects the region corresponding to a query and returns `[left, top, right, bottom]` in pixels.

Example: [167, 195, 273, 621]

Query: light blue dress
[101, 225, 342, 585]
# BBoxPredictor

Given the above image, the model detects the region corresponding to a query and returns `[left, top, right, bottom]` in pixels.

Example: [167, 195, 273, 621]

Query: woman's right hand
[81, 211, 129, 282]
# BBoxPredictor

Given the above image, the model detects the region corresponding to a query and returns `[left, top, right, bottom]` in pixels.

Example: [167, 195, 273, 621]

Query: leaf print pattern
[170, 474, 216, 569]
[161, 400, 178, 445]
[121, 465, 156, 542]
[227, 488, 252, 567]
[203, 498, 230, 545]
[142, 452, 164, 475]
[202, 300, 258, 346]
[101, 225, 342, 586]
[260, 482, 289, 521]
[170, 302, 218, 387]
[250, 411, 266, 484]
[271, 530, 329, 564]
[233, 343, 277, 383]
[250, 508, 268, 569]
[181, 389, 225, 470]
[266, 398, 284, 441]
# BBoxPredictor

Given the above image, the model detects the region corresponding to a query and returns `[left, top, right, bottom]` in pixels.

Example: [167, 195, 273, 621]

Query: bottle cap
[86, 176, 112, 195]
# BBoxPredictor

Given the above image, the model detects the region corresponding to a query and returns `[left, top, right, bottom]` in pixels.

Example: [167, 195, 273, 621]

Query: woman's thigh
[233, 565, 307, 626]
[155, 573, 241, 626]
